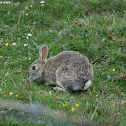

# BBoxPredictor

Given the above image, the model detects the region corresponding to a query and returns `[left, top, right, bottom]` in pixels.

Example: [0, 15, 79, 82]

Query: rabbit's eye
[32, 66, 36, 70]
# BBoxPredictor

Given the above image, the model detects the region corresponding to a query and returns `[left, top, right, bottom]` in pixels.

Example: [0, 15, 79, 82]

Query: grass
[0, 0, 126, 125]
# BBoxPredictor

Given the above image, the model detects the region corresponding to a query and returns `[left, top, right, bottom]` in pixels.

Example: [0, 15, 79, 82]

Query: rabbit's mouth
[29, 74, 41, 82]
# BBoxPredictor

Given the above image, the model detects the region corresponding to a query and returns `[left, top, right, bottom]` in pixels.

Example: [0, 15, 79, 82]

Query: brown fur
[29, 44, 94, 92]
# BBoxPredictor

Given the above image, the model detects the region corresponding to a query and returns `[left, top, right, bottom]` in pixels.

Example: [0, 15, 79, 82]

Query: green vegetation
[0, 0, 126, 125]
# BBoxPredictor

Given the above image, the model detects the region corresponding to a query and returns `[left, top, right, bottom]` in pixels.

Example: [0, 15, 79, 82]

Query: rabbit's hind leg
[56, 65, 79, 92]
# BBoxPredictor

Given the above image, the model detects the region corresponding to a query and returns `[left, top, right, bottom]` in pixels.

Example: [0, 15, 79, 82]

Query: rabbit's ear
[39, 44, 48, 61]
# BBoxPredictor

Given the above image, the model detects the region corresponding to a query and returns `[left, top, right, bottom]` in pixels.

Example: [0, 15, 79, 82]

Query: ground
[0, 0, 126, 125]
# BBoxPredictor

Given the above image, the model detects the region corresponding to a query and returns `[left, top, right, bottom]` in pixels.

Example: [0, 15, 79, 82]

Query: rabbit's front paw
[44, 82, 50, 86]
[53, 86, 66, 92]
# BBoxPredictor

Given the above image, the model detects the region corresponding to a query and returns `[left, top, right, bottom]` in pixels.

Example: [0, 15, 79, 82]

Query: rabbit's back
[43, 51, 93, 85]
[44, 51, 89, 71]
[46, 51, 89, 65]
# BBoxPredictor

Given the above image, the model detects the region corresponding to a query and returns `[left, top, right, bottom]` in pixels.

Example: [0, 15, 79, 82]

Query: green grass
[0, 0, 126, 125]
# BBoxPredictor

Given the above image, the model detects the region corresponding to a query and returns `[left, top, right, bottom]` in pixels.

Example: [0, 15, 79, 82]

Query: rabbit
[29, 44, 94, 92]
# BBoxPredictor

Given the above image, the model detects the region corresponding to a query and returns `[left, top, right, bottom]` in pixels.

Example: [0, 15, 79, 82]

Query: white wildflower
[24, 44, 28, 47]
[12, 43, 16, 46]
[27, 33, 32, 37]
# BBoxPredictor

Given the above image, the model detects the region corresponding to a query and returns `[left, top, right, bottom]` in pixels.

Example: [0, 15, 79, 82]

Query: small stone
[107, 75, 112, 80]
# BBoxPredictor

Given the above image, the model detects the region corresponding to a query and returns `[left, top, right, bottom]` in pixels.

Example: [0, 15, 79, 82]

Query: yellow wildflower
[9, 92, 13, 95]
[5, 43, 8, 47]
[112, 69, 115, 72]
[16, 95, 18, 97]
[76, 104, 79, 107]
[63, 103, 67, 108]
[28, 58, 31, 60]
[0, 56, 3, 58]
[71, 108, 76, 112]
[96, 94, 98, 97]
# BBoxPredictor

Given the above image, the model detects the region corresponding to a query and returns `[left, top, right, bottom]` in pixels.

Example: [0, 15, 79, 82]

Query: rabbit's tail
[83, 80, 92, 90]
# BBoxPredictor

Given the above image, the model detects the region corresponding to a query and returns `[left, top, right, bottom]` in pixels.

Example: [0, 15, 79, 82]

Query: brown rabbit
[29, 44, 94, 92]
